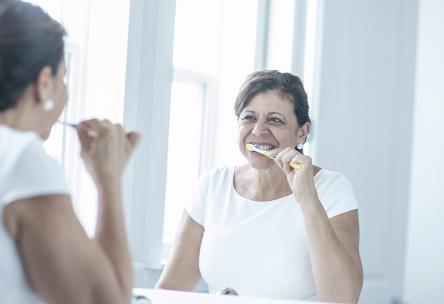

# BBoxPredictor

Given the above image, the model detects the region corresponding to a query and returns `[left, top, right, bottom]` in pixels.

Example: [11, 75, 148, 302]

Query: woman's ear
[296, 122, 310, 143]
[33, 66, 54, 106]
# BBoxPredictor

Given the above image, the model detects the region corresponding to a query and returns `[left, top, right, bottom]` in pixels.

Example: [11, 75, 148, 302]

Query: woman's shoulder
[314, 167, 356, 198]
[0, 124, 40, 142]
[0, 124, 40, 141]
[0, 127, 69, 208]
[187, 166, 234, 222]
[194, 165, 234, 194]
[314, 168, 358, 216]
[314, 167, 350, 185]
[0, 125, 42, 165]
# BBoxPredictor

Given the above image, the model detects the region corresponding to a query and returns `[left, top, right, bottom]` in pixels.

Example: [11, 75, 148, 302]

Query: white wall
[312, 0, 418, 302]
[403, 0, 444, 303]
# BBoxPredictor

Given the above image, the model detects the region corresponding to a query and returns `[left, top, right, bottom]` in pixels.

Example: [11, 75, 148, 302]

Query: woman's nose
[251, 121, 269, 136]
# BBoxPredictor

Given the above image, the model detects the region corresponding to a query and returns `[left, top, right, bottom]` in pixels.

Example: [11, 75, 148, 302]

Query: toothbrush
[246, 143, 302, 170]
[57, 120, 79, 129]
[57, 120, 98, 137]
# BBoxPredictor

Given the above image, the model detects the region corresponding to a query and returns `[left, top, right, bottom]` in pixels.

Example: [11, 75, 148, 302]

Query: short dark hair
[0, 0, 66, 111]
[234, 70, 311, 153]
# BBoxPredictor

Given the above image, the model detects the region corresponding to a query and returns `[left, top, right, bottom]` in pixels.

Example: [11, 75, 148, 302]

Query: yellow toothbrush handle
[248, 145, 302, 170]
[290, 162, 302, 170]
[263, 151, 273, 158]
[262, 151, 302, 170]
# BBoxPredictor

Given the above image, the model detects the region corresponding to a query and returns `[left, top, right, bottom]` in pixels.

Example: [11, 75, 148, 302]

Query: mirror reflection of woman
[0, 1, 139, 303]
[157, 70, 363, 303]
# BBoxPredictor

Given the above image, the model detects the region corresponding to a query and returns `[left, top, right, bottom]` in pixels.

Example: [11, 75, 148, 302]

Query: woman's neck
[235, 164, 292, 201]
[0, 97, 39, 133]
[0, 107, 25, 130]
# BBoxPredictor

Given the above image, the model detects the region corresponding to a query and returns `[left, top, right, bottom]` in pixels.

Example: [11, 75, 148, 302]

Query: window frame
[171, 68, 217, 176]
[122, 0, 177, 269]
[161, 68, 216, 256]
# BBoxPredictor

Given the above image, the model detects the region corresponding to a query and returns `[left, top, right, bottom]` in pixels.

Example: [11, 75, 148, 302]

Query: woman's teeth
[254, 144, 275, 151]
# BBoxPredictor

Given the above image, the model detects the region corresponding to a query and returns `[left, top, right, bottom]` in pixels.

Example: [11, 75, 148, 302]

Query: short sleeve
[185, 169, 214, 225]
[1, 140, 70, 206]
[316, 172, 358, 219]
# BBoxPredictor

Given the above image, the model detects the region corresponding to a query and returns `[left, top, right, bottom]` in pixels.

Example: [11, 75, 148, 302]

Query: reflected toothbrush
[57, 120, 79, 129]
[246, 143, 302, 170]
[57, 120, 98, 137]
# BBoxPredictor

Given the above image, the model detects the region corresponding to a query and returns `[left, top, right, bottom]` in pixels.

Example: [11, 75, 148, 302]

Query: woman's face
[39, 60, 68, 139]
[238, 90, 302, 170]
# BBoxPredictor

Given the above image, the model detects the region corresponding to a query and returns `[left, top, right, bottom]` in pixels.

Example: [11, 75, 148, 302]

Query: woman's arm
[274, 147, 363, 303]
[75, 119, 139, 300]
[156, 211, 204, 291]
[4, 193, 131, 304]
[94, 179, 132, 298]
[3, 119, 139, 303]
[301, 203, 363, 303]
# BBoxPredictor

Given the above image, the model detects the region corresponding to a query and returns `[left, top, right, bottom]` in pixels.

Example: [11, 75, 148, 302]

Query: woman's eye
[270, 117, 283, 124]
[242, 115, 256, 122]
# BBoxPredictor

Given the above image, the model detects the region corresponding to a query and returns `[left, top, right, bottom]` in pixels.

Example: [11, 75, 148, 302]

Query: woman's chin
[249, 158, 275, 170]
[39, 127, 52, 141]
[41, 132, 50, 141]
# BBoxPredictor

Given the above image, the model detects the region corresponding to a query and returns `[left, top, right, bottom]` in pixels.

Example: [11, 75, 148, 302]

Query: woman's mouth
[249, 143, 276, 151]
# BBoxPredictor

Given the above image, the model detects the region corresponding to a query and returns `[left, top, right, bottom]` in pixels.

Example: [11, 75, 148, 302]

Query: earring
[43, 99, 55, 111]
[297, 143, 304, 150]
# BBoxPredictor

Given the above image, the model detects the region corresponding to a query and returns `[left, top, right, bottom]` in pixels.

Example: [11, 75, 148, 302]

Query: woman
[157, 70, 363, 303]
[0, 1, 139, 303]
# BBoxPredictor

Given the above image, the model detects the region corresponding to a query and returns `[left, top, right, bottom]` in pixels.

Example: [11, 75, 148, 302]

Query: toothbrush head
[246, 143, 255, 152]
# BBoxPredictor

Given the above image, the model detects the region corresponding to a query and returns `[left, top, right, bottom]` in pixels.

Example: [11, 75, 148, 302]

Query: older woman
[157, 70, 363, 303]
[0, 1, 139, 303]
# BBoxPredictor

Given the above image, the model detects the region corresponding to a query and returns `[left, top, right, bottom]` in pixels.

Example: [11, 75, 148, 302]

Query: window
[162, 0, 258, 248]
[266, 0, 296, 71]
[28, 0, 131, 236]
[163, 73, 207, 245]
[303, 0, 321, 156]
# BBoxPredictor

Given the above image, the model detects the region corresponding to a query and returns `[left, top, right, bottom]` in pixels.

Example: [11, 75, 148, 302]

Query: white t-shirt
[0, 125, 70, 303]
[186, 166, 358, 300]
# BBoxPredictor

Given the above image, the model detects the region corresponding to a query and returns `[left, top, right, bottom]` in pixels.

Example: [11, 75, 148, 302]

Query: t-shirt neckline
[230, 165, 325, 204]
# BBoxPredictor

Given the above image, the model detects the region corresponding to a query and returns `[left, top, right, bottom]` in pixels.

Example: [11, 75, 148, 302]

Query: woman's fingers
[78, 119, 104, 137]
[272, 148, 286, 171]
[124, 131, 141, 163]
[290, 154, 312, 173]
[126, 131, 141, 150]
[77, 126, 92, 151]
[76, 119, 140, 184]
[282, 149, 298, 174]
[273, 147, 301, 174]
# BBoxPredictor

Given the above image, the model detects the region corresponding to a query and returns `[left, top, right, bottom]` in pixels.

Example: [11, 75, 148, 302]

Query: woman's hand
[77, 119, 140, 186]
[272, 147, 319, 205]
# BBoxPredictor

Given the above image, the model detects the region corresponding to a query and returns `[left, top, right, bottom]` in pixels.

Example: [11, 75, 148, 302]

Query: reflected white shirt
[0, 125, 69, 303]
[186, 166, 358, 300]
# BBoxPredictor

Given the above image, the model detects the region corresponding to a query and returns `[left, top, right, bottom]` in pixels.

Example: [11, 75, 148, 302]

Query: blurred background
[29, 0, 443, 303]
